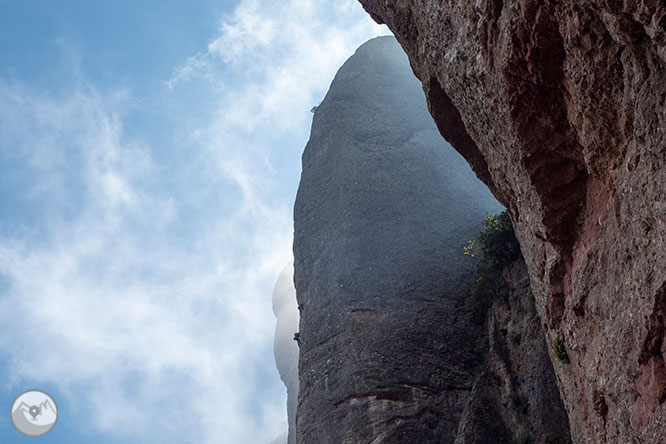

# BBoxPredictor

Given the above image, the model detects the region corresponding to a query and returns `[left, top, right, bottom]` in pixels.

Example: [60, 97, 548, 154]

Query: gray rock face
[272, 262, 299, 444]
[455, 260, 572, 444]
[293, 36, 502, 443]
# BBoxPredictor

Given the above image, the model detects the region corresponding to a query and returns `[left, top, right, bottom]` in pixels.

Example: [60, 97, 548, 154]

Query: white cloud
[168, 0, 387, 131]
[0, 78, 291, 444]
[0, 1, 388, 443]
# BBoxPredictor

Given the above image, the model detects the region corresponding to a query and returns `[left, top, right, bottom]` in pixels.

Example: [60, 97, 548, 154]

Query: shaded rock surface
[357, 1, 666, 442]
[272, 262, 299, 444]
[293, 36, 568, 444]
[456, 260, 571, 444]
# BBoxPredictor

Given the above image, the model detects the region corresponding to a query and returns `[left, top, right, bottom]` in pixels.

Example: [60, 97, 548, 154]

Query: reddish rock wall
[358, 1, 666, 442]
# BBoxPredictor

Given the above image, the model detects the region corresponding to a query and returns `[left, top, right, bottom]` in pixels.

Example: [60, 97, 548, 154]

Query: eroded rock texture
[357, 1, 666, 442]
[293, 36, 568, 444]
[456, 261, 571, 444]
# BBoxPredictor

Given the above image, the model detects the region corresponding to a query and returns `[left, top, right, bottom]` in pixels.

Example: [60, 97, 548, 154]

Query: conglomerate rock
[455, 260, 571, 444]
[357, 1, 666, 442]
[293, 36, 568, 444]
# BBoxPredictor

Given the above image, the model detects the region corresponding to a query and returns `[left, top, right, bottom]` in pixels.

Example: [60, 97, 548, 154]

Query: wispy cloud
[167, 0, 386, 129]
[0, 1, 387, 443]
[0, 79, 292, 443]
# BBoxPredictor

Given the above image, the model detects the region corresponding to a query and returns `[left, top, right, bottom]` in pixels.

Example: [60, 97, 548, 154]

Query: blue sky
[0, 1, 387, 443]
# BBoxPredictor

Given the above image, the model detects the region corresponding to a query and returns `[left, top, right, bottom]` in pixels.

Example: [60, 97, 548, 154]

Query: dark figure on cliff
[298, 303, 304, 312]
[293, 332, 302, 347]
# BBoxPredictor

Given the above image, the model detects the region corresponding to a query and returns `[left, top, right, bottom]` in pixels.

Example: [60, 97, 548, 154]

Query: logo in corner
[10, 389, 58, 437]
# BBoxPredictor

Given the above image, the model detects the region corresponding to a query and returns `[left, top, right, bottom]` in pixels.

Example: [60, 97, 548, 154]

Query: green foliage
[552, 334, 570, 365]
[468, 211, 521, 270]
[462, 211, 522, 361]
[465, 211, 522, 299]
[463, 239, 480, 257]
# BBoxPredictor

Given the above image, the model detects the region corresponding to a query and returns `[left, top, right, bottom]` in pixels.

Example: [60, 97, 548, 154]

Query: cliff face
[456, 260, 571, 444]
[272, 262, 299, 444]
[293, 36, 568, 443]
[357, 1, 666, 442]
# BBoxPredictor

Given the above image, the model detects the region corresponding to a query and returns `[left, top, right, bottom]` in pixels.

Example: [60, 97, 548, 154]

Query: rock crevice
[293, 36, 569, 444]
[358, 0, 666, 441]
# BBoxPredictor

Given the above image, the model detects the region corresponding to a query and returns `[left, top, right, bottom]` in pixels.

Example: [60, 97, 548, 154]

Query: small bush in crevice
[552, 334, 570, 365]
[463, 211, 522, 310]
[461, 211, 522, 363]
[465, 211, 521, 269]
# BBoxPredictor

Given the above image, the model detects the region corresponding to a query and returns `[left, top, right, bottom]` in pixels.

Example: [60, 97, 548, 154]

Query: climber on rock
[298, 303, 304, 312]
[293, 332, 302, 347]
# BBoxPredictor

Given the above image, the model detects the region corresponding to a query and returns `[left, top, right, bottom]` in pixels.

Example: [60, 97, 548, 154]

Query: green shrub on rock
[552, 334, 570, 365]
[464, 211, 522, 298]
